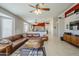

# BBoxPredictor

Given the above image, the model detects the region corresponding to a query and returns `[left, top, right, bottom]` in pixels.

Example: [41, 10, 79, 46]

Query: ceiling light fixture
[34, 9, 42, 15]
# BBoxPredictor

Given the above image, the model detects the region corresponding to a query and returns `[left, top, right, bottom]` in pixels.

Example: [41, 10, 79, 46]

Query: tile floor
[44, 35, 79, 56]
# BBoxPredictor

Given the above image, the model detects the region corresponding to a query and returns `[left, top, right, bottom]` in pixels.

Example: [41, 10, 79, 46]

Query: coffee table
[25, 37, 43, 48]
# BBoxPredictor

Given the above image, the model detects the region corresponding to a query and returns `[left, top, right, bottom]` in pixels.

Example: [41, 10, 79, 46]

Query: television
[70, 20, 79, 30]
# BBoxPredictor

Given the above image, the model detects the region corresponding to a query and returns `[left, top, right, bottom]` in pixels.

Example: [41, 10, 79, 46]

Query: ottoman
[25, 38, 43, 48]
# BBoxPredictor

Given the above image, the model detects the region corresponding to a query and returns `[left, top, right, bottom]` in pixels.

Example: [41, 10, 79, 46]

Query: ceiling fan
[28, 3, 50, 15]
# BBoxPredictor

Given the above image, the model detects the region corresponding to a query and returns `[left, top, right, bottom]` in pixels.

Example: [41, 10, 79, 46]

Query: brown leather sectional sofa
[0, 33, 48, 56]
[0, 34, 28, 56]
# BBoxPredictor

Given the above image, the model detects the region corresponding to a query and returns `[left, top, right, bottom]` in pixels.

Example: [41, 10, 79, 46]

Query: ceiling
[0, 3, 74, 23]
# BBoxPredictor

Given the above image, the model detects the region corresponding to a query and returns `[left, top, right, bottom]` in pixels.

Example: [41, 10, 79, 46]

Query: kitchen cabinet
[63, 33, 79, 47]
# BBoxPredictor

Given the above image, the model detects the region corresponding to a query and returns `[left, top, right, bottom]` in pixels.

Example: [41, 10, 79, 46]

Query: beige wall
[53, 17, 65, 38]
[53, 17, 58, 36]
[0, 17, 2, 38]
[14, 16, 24, 34]
[49, 17, 54, 36]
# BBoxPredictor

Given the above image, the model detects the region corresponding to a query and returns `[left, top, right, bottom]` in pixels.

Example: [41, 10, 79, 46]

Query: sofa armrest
[0, 43, 13, 56]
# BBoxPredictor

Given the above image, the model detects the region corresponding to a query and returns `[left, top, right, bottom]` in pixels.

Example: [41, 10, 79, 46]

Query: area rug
[20, 47, 46, 56]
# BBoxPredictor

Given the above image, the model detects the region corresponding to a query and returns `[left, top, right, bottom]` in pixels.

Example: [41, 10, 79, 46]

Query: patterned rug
[20, 47, 46, 56]
[11, 47, 46, 56]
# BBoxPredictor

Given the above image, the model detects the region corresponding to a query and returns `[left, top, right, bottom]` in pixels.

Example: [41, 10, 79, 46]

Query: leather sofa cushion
[8, 35, 23, 42]
[8, 36, 15, 42]
[12, 38, 27, 48]
[26, 33, 33, 37]
[13, 35, 23, 40]
[23, 33, 27, 38]
[41, 35, 48, 41]
[32, 33, 40, 37]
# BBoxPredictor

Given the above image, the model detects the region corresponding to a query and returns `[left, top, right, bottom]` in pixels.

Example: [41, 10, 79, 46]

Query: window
[24, 22, 29, 32]
[2, 18, 13, 37]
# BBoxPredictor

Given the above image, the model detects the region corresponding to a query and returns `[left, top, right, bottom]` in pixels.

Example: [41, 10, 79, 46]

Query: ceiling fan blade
[36, 3, 40, 8]
[40, 8, 50, 11]
[30, 10, 37, 13]
[28, 4, 36, 8]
